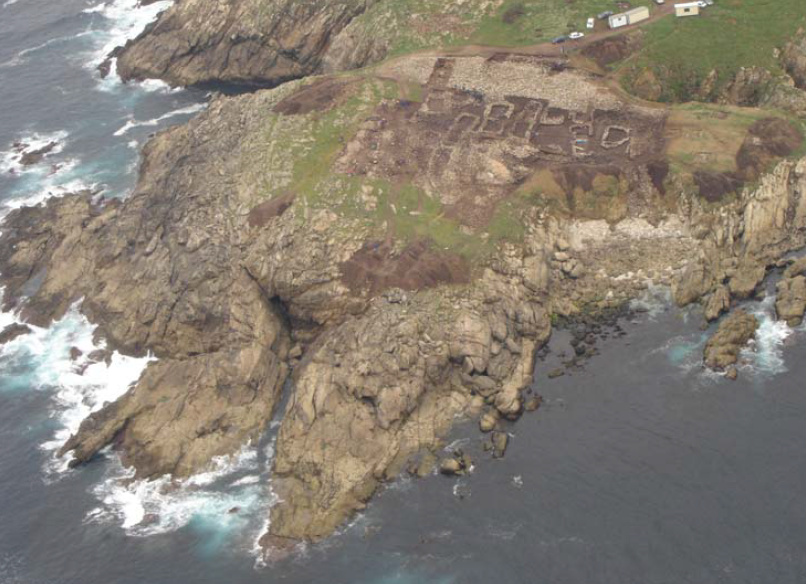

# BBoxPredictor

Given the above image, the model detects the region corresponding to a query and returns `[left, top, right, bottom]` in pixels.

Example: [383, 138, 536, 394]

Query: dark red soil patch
[247, 193, 295, 228]
[693, 171, 743, 202]
[340, 239, 469, 296]
[646, 160, 669, 194]
[273, 78, 356, 116]
[736, 117, 803, 180]
[581, 32, 643, 68]
[552, 165, 620, 192]
[502, 3, 526, 24]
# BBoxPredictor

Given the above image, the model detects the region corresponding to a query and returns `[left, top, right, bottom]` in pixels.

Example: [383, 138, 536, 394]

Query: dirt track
[379, 3, 675, 70]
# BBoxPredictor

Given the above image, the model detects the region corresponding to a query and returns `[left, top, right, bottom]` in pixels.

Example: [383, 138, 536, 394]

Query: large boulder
[703, 310, 759, 370]
[776, 259, 806, 326]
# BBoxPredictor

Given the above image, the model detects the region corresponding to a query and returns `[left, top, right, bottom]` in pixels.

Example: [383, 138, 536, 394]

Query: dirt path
[376, 3, 675, 79]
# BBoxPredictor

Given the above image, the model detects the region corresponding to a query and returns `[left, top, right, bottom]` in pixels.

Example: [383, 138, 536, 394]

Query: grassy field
[615, 0, 805, 101]
[470, 0, 653, 46]
[347, 0, 655, 57]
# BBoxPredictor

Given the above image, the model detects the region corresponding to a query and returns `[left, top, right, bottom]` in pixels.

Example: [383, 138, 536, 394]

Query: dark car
[597, 10, 614, 19]
[552, 35, 567, 44]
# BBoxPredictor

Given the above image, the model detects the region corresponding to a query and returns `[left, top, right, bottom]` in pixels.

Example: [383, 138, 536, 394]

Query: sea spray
[739, 293, 794, 377]
[0, 303, 154, 473]
[81, 0, 173, 89]
[113, 103, 208, 136]
[88, 440, 278, 559]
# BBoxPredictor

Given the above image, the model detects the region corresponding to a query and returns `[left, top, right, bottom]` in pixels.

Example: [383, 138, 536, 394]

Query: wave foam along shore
[740, 293, 794, 377]
[87, 441, 277, 557]
[0, 303, 153, 474]
[83, 0, 173, 90]
[113, 103, 208, 136]
[0, 299, 277, 549]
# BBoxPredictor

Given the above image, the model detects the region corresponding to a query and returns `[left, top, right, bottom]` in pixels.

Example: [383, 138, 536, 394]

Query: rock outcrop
[0, 53, 804, 554]
[116, 0, 378, 87]
[776, 258, 806, 326]
[0, 323, 31, 344]
[704, 310, 758, 371]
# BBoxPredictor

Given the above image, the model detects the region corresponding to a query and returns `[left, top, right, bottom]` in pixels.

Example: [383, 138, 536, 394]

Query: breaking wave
[654, 292, 799, 381]
[87, 443, 275, 541]
[113, 103, 207, 136]
[739, 293, 795, 378]
[0, 300, 275, 550]
[629, 284, 672, 320]
[81, 0, 173, 90]
[0, 303, 153, 473]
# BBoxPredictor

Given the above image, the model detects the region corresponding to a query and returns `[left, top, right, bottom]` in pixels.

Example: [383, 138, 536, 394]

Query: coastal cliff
[0, 52, 804, 552]
[115, 0, 381, 87]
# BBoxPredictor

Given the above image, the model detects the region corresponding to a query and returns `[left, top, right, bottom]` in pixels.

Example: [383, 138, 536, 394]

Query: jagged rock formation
[0, 54, 804, 552]
[116, 0, 378, 87]
[776, 257, 806, 326]
[703, 309, 758, 370]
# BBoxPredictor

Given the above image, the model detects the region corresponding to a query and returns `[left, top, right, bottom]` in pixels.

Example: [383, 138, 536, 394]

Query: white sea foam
[0, 31, 96, 69]
[629, 284, 672, 320]
[739, 293, 794, 377]
[113, 103, 207, 136]
[82, 0, 173, 89]
[0, 131, 68, 175]
[0, 303, 153, 473]
[87, 443, 276, 541]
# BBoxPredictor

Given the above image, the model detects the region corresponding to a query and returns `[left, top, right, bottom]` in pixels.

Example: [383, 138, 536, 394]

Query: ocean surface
[0, 2, 805, 583]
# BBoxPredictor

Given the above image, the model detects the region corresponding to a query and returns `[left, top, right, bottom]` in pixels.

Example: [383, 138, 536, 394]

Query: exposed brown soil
[502, 4, 526, 24]
[248, 193, 295, 227]
[274, 78, 356, 116]
[736, 117, 803, 180]
[581, 32, 643, 69]
[552, 165, 621, 195]
[338, 56, 667, 228]
[693, 171, 743, 202]
[646, 160, 669, 194]
[340, 239, 469, 296]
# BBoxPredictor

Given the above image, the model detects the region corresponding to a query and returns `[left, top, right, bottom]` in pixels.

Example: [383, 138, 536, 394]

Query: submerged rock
[491, 431, 509, 459]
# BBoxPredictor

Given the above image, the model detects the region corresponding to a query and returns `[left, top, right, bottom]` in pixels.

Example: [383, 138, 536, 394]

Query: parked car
[654, 0, 664, 4]
[705, 0, 714, 5]
[597, 10, 614, 19]
[552, 35, 567, 44]
[696, 0, 707, 6]
[569, 31, 585, 39]
[586, 17, 595, 28]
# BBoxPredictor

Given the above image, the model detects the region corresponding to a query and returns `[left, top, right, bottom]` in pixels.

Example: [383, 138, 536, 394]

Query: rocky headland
[1, 37, 805, 556]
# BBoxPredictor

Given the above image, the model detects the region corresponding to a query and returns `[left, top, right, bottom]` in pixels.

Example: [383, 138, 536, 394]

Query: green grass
[471, 0, 653, 46]
[617, 0, 805, 101]
[346, 0, 656, 56]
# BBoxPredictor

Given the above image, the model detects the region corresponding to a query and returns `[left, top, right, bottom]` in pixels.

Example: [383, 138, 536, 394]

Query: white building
[674, 2, 700, 16]
[608, 6, 651, 29]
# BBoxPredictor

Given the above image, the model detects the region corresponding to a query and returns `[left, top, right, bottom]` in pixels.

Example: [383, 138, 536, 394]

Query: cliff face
[116, 0, 378, 87]
[0, 54, 804, 551]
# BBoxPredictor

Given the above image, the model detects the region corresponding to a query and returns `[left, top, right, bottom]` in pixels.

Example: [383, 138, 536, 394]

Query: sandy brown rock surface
[0, 52, 804, 552]
[703, 310, 759, 371]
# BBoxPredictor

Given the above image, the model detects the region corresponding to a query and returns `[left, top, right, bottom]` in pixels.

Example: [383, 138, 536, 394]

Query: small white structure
[675, 2, 700, 16]
[609, 12, 629, 28]
[608, 6, 650, 28]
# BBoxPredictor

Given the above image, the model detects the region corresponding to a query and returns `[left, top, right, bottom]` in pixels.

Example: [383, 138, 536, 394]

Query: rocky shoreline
[0, 47, 804, 556]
